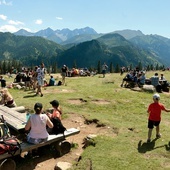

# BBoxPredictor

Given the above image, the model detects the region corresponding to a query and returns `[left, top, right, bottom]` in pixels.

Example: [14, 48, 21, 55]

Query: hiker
[120, 70, 134, 87]
[46, 100, 66, 135]
[0, 76, 6, 88]
[146, 93, 170, 143]
[48, 75, 55, 86]
[102, 62, 108, 78]
[25, 102, 53, 144]
[137, 71, 146, 87]
[47, 100, 62, 120]
[36, 63, 45, 97]
[0, 88, 17, 108]
[61, 65, 68, 85]
[32, 66, 38, 91]
[150, 73, 161, 93]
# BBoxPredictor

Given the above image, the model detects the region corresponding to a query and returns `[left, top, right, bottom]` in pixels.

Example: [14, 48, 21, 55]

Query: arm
[164, 108, 170, 112]
[46, 117, 53, 128]
[25, 118, 31, 131]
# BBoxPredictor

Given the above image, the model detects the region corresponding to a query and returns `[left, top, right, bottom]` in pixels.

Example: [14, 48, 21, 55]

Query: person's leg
[147, 120, 153, 142]
[156, 125, 161, 138]
[148, 129, 152, 142]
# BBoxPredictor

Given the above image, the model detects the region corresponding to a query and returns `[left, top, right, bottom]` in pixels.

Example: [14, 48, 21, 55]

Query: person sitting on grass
[25, 102, 53, 144]
[120, 70, 134, 87]
[137, 71, 146, 87]
[0, 88, 17, 108]
[146, 93, 170, 143]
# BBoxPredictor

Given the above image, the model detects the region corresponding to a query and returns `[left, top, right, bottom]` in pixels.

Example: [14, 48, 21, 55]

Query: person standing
[25, 102, 53, 144]
[146, 93, 170, 143]
[36, 63, 45, 97]
[61, 65, 68, 85]
[102, 62, 108, 78]
[0, 76, 6, 88]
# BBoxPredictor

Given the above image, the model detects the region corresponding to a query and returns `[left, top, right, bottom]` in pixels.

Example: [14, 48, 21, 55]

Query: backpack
[0, 115, 11, 138]
[51, 117, 66, 136]
[0, 136, 21, 156]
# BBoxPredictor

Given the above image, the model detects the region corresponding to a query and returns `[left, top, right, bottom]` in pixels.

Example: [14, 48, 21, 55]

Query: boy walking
[147, 93, 170, 143]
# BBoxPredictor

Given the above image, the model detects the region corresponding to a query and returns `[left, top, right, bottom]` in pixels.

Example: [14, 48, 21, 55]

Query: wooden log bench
[0, 128, 80, 169]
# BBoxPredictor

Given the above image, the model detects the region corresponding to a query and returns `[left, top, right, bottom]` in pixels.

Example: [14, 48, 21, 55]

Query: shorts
[37, 78, 44, 86]
[148, 119, 160, 129]
[61, 72, 66, 77]
[102, 70, 106, 74]
[27, 136, 48, 144]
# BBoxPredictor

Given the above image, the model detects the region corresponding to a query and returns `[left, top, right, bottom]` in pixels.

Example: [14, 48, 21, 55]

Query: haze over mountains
[0, 27, 170, 70]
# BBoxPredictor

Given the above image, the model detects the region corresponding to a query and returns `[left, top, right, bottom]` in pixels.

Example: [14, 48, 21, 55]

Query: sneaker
[147, 139, 151, 143]
[156, 134, 161, 138]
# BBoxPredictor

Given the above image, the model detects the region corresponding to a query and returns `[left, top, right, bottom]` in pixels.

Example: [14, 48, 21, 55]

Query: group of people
[148, 72, 169, 92]
[121, 69, 146, 88]
[120, 70, 170, 93]
[25, 99, 63, 144]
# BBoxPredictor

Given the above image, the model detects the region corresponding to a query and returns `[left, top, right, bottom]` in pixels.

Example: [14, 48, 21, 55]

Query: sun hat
[34, 102, 43, 110]
[50, 100, 59, 107]
[153, 93, 160, 100]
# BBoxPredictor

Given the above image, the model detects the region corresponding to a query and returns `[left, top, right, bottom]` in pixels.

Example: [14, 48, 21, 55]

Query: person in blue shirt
[48, 76, 55, 86]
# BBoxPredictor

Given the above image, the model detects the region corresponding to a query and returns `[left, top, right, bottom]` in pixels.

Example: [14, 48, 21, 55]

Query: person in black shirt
[0, 76, 6, 88]
[61, 65, 68, 85]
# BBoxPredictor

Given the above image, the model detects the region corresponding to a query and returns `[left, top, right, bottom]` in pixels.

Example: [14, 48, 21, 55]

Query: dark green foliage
[0, 32, 64, 67]
[0, 32, 166, 71]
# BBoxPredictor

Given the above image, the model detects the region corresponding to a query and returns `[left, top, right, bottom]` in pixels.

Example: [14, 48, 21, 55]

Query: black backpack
[51, 117, 66, 136]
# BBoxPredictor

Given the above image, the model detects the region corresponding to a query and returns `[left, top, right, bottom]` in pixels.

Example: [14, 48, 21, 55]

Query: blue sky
[0, 0, 170, 38]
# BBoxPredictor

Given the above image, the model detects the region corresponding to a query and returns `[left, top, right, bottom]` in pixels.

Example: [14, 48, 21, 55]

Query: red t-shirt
[147, 102, 165, 121]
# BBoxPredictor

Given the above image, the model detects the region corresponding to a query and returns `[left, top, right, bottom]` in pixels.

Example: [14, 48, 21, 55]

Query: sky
[0, 0, 170, 38]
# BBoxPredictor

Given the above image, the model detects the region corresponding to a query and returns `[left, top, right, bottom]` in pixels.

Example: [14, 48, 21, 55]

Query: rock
[142, 85, 155, 93]
[54, 162, 72, 170]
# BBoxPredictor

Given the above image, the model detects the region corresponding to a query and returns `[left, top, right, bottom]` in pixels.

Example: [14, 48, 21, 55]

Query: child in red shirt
[147, 93, 170, 143]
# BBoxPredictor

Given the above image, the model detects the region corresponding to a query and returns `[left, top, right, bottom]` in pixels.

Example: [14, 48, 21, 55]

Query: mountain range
[0, 27, 169, 71]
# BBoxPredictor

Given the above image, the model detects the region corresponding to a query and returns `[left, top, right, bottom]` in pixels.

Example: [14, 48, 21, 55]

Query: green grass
[5, 71, 170, 170]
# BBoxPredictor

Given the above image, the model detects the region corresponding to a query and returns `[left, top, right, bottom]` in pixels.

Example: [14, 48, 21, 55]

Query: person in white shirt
[25, 102, 53, 144]
[36, 63, 45, 97]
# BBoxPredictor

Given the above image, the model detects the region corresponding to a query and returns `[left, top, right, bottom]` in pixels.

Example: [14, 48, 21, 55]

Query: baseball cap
[34, 102, 43, 111]
[153, 93, 160, 100]
[50, 100, 59, 107]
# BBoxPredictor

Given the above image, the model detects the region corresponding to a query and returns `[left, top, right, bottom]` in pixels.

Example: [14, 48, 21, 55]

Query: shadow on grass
[23, 94, 38, 98]
[137, 138, 166, 153]
[164, 141, 170, 151]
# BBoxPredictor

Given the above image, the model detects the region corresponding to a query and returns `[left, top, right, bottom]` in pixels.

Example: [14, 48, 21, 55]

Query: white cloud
[35, 19, 43, 25]
[0, 0, 12, 5]
[8, 20, 24, 25]
[0, 25, 18, 32]
[0, 14, 7, 20]
[56, 17, 63, 20]
[0, 24, 32, 33]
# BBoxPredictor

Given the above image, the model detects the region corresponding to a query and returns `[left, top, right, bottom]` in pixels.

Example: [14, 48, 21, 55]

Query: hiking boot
[147, 139, 151, 143]
[156, 134, 161, 138]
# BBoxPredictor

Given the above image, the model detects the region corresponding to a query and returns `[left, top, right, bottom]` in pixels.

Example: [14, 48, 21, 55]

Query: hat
[34, 102, 43, 110]
[153, 93, 160, 100]
[50, 100, 59, 107]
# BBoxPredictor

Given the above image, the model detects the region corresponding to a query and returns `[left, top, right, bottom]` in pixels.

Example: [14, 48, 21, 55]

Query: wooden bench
[0, 128, 80, 169]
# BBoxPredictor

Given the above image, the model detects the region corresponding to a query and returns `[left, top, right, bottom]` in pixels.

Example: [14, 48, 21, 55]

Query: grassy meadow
[5, 70, 170, 170]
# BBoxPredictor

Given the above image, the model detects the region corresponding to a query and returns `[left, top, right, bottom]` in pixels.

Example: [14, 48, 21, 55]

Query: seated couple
[25, 100, 63, 144]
